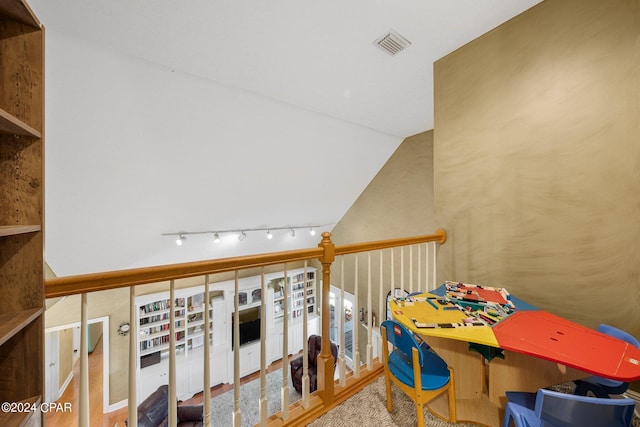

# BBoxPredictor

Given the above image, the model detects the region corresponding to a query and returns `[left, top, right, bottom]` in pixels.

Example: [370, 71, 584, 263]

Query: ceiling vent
[374, 29, 411, 56]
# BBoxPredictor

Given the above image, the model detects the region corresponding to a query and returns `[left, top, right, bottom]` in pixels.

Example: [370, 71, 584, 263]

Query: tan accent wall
[58, 328, 74, 389]
[88, 322, 102, 353]
[434, 0, 640, 335]
[331, 131, 436, 246]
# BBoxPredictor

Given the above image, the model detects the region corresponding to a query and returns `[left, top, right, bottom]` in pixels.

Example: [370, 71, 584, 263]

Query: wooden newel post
[317, 232, 335, 404]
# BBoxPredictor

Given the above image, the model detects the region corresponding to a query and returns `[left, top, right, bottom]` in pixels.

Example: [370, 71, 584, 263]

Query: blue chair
[380, 320, 456, 427]
[502, 388, 636, 427]
[574, 324, 640, 398]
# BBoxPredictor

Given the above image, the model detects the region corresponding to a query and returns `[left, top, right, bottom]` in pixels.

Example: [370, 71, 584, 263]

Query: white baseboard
[58, 371, 74, 399]
[107, 399, 128, 413]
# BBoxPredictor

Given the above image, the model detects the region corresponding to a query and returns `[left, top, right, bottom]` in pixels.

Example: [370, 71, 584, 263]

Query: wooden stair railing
[45, 230, 446, 427]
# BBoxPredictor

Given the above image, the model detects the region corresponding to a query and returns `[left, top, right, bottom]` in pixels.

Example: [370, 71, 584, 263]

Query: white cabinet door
[211, 297, 227, 348]
[211, 347, 228, 386]
[267, 328, 283, 363]
[186, 356, 205, 397]
[286, 317, 319, 355]
[138, 363, 169, 402]
[139, 359, 189, 402]
[238, 342, 260, 377]
[288, 322, 303, 355]
[184, 345, 228, 397]
[307, 316, 319, 337]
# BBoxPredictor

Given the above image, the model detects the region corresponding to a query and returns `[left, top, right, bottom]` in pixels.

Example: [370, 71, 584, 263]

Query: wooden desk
[388, 283, 640, 426]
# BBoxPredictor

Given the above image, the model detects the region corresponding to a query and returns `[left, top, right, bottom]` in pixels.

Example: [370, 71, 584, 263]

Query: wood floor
[46, 340, 301, 426]
[45, 337, 127, 427]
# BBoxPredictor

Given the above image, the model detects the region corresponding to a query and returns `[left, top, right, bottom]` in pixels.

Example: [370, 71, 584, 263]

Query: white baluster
[417, 244, 422, 293]
[233, 272, 241, 427]
[78, 293, 89, 427]
[338, 256, 346, 386]
[430, 241, 437, 290]
[409, 246, 413, 294]
[378, 250, 384, 360]
[400, 247, 405, 294]
[391, 248, 395, 295]
[281, 264, 289, 420]
[353, 255, 360, 378]
[128, 287, 138, 427]
[259, 268, 268, 426]
[169, 280, 177, 426]
[302, 261, 310, 408]
[366, 252, 373, 370]
[203, 275, 211, 427]
[425, 242, 430, 291]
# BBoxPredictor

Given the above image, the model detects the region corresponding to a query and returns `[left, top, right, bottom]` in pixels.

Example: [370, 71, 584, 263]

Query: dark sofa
[290, 335, 338, 394]
[126, 385, 203, 427]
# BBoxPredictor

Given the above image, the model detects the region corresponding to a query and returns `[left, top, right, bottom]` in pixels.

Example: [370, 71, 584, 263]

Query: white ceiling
[28, 0, 542, 277]
[30, 0, 541, 138]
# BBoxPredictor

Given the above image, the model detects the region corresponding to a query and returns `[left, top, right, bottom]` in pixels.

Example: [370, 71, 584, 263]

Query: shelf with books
[186, 303, 212, 351]
[291, 270, 316, 320]
[269, 268, 316, 322]
[137, 295, 188, 364]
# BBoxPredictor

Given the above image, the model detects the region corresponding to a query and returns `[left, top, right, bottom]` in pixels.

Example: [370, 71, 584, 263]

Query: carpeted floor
[309, 378, 640, 427]
[211, 373, 639, 427]
[309, 377, 479, 427]
[210, 369, 301, 427]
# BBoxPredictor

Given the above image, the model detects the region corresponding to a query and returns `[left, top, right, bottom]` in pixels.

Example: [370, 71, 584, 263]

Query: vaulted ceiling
[30, 0, 541, 276]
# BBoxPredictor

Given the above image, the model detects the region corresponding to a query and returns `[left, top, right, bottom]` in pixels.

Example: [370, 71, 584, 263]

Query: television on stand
[231, 306, 261, 349]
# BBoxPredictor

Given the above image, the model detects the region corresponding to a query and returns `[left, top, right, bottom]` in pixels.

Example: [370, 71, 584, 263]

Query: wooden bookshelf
[0, 0, 45, 420]
[0, 225, 41, 237]
[0, 308, 42, 346]
[0, 395, 42, 427]
[0, 108, 41, 137]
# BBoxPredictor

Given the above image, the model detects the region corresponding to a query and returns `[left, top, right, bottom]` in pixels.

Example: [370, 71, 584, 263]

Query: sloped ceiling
[29, 0, 541, 277]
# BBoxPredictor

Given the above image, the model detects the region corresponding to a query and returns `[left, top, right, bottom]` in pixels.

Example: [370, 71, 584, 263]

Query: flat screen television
[232, 306, 261, 349]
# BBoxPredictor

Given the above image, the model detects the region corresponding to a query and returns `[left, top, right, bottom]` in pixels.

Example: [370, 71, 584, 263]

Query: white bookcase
[136, 288, 228, 401]
[138, 293, 211, 361]
[270, 269, 317, 321]
[135, 267, 319, 401]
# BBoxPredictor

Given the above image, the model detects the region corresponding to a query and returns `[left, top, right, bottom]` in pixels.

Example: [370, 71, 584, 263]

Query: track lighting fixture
[162, 225, 323, 245]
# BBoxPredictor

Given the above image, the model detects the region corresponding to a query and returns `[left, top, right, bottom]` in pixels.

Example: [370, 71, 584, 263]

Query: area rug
[210, 369, 302, 427]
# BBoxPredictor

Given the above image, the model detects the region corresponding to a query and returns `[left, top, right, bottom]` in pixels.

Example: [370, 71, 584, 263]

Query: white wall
[43, 30, 402, 276]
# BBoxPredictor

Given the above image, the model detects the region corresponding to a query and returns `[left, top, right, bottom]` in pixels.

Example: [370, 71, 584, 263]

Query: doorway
[329, 285, 354, 369]
[45, 317, 110, 412]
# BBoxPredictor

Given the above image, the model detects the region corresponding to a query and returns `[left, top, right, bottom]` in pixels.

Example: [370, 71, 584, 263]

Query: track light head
[266, 230, 273, 240]
[238, 231, 247, 241]
[176, 234, 186, 246]
[213, 233, 220, 243]
[309, 227, 316, 236]
[290, 228, 295, 238]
